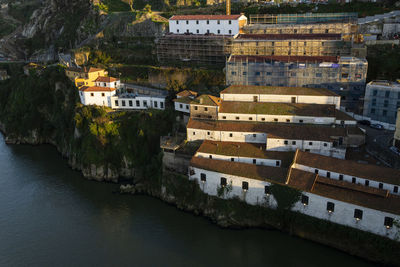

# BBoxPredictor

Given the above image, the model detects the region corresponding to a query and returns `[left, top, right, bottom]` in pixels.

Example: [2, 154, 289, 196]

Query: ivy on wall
[270, 184, 301, 210]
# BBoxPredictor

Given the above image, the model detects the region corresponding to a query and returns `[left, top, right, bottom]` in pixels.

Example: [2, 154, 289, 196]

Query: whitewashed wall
[174, 102, 190, 114]
[220, 93, 340, 108]
[294, 163, 400, 195]
[95, 80, 121, 88]
[80, 91, 115, 107]
[195, 152, 282, 167]
[169, 17, 245, 35]
[110, 96, 165, 110]
[218, 112, 336, 125]
[292, 192, 400, 240]
[187, 128, 267, 143]
[189, 166, 278, 207]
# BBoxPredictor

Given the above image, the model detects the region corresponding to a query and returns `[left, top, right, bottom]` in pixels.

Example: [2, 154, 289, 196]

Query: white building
[95, 76, 121, 89]
[110, 94, 165, 110]
[186, 118, 364, 159]
[220, 85, 341, 109]
[174, 90, 198, 114]
[188, 150, 400, 240]
[169, 15, 248, 36]
[79, 86, 117, 107]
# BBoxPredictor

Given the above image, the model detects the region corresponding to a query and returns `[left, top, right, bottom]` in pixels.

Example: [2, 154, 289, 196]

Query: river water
[0, 134, 373, 267]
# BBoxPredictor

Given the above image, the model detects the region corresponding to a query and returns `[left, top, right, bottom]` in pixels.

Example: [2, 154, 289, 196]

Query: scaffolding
[231, 34, 352, 57]
[249, 13, 358, 25]
[243, 22, 358, 42]
[226, 55, 368, 112]
[156, 34, 233, 66]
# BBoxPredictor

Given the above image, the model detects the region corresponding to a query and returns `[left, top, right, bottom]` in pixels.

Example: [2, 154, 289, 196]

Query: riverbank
[0, 67, 399, 266]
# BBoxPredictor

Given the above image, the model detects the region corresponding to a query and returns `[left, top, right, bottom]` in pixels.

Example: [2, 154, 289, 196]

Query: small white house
[94, 76, 121, 89]
[110, 94, 165, 110]
[174, 90, 198, 114]
[79, 86, 117, 107]
[169, 14, 247, 36]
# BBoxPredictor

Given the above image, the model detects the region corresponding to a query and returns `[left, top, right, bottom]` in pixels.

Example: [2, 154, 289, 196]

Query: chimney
[226, 0, 231, 16]
[200, 98, 203, 104]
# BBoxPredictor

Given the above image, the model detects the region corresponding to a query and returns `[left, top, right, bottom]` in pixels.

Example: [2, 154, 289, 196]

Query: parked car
[357, 120, 371, 126]
[370, 124, 384, 130]
[390, 146, 400, 156]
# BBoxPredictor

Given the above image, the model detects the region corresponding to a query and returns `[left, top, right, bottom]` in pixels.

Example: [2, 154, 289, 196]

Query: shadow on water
[0, 133, 374, 267]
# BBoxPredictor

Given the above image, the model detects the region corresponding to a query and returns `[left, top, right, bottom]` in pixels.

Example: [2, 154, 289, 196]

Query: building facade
[395, 108, 400, 149]
[363, 81, 400, 124]
[168, 15, 247, 36]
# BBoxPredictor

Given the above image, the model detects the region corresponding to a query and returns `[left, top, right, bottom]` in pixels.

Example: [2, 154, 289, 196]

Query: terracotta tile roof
[220, 85, 338, 96]
[287, 168, 400, 215]
[170, 15, 243, 20]
[196, 140, 294, 167]
[190, 157, 288, 183]
[294, 150, 400, 185]
[236, 33, 342, 40]
[191, 95, 221, 106]
[219, 102, 337, 117]
[95, 76, 118, 83]
[177, 90, 198, 98]
[228, 55, 339, 64]
[187, 119, 355, 142]
[79, 86, 116, 92]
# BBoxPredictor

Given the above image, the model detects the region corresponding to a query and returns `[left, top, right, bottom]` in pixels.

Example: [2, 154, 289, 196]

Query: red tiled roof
[177, 90, 198, 98]
[294, 150, 400, 185]
[95, 76, 118, 83]
[170, 15, 243, 20]
[79, 86, 116, 92]
[228, 55, 339, 63]
[287, 168, 400, 215]
[236, 33, 342, 40]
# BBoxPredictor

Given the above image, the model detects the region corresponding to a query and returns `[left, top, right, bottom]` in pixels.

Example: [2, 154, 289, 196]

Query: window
[231, 158, 234, 162]
[196, 20, 199, 24]
[249, 117, 253, 121]
[229, 133, 233, 137]
[276, 161, 280, 167]
[373, 90, 377, 96]
[196, 29, 199, 34]
[315, 169, 319, 174]
[207, 29, 210, 34]
[200, 173, 206, 182]
[265, 186, 271, 195]
[242, 181, 249, 191]
[316, 73, 322, 78]
[323, 143, 328, 147]
[209, 155, 212, 159]
[129, 100, 133, 107]
[309, 142, 313, 146]
[228, 30, 232, 34]
[385, 91, 390, 98]
[190, 169, 195, 176]
[180, 104, 183, 108]
[217, 20, 220, 24]
[228, 20, 231, 24]
[371, 108, 375, 114]
[186, 29, 189, 33]
[217, 30, 220, 34]
[325, 29, 329, 33]
[352, 177, 356, 184]
[222, 116, 226, 119]
[206, 20, 209, 24]
[365, 180, 369, 186]
[383, 110, 387, 116]
[372, 99, 376, 106]
[327, 172, 331, 178]
[384, 100, 389, 107]
[101, 93, 105, 97]
[136, 100, 140, 106]
[286, 119, 290, 123]
[292, 141, 296, 145]
[143, 101, 147, 107]
[261, 118, 265, 121]
[193, 131, 196, 135]
[294, 29, 297, 33]
[341, 73, 349, 78]
[309, 29, 313, 34]
[327, 202, 335, 212]
[207, 131, 210, 136]
[253, 159, 256, 164]
[160, 102, 164, 109]
[384, 217, 394, 228]
[339, 175, 343, 181]
[176, 21, 179, 24]
[236, 117, 239, 120]
[379, 183, 383, 189]
[122, 100, 126, 107]
[354, 209, 363, 220]
[186, 20, 189, 24]
[274, 118, 278, 122]
[253, 134, 256, 138]
[194, 106, 198, 110]
[204, 107, 208, 111]
[301, 195, 309, 206]
[299, 120, 303, 123]
[177, 29, 179, 33]
[284, 140, 288, 145]
[220, 177, 227, 186]
[90, 93, 94, 97]
[115, 100, 119, 106]
[394, 186, 398, 193]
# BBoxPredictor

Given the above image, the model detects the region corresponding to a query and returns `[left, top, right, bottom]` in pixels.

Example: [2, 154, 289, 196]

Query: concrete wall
[174, 102, 190, 113]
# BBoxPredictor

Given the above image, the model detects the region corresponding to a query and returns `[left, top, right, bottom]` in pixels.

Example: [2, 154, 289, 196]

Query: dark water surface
[0, 134, 373, 267]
